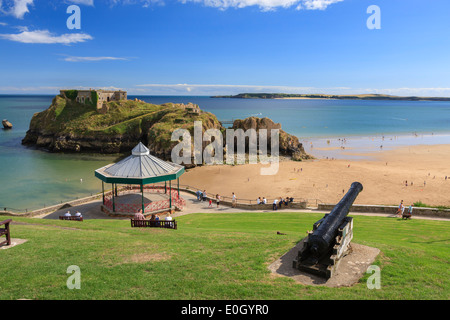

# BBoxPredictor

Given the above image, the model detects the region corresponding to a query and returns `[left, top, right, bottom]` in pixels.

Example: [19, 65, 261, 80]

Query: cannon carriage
[293, 182, 363, 279]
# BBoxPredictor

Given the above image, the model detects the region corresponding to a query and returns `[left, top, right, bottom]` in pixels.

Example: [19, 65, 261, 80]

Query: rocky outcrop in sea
[22, 95, 312, 164]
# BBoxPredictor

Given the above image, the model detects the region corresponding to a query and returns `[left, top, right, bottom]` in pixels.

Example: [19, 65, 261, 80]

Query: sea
[1, 94, 450, 212]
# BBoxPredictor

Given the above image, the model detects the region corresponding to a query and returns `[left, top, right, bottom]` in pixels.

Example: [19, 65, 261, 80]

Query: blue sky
[0, 0, 450, 96]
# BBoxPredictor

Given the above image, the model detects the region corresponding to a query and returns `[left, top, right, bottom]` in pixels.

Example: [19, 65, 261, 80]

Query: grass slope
[0, 212, 448, 300]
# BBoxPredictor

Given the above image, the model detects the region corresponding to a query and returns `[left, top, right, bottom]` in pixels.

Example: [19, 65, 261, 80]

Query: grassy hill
[0, 212, 448, 300]
[213, 93, 450, 101]
[22, 95, 222, 156]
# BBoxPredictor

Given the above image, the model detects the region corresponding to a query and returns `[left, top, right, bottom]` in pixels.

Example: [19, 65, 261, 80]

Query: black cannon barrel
[307, 182, 363, 259]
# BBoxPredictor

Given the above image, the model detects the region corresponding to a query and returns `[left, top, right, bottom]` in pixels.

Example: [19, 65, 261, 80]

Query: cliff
[231, 117, 313, 161]
[22, 95, 312, 163]
[22, 95, 222, 159]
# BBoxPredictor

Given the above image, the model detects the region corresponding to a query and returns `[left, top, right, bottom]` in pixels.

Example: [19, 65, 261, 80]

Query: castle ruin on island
[60, 89, 127, 109]
[59, 89, 203, 115]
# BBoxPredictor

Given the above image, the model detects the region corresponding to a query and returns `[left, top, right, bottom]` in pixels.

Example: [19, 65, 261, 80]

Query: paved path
[38, 191, 450, 221]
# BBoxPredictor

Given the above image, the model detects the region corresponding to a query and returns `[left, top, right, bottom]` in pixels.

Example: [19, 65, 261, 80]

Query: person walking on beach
[232, 192, 237, 208]
[216, 194, 220, 208]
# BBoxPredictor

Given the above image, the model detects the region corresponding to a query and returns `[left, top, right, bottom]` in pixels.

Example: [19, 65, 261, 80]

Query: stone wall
[1, 194, 103, 218]
[318, 203, 450, 218]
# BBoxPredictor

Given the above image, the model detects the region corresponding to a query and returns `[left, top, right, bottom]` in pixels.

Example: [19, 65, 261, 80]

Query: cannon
[293, 182, 363, 278]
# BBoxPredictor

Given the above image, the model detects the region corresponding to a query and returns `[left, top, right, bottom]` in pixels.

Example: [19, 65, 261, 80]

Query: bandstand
[95, 142, 185, 217]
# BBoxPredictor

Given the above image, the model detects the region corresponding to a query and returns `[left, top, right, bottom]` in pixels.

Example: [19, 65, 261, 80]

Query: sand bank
[179, 144, 450, 207]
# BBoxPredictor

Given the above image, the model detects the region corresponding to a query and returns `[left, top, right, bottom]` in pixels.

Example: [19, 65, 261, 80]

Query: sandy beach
[179, 144, 450, 207]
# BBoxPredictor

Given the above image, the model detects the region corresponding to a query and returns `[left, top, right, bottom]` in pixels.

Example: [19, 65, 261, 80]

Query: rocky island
[22, 90, 312, 164]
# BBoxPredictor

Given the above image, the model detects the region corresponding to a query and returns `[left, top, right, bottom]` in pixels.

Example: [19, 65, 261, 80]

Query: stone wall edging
[318, 204, 450, 218]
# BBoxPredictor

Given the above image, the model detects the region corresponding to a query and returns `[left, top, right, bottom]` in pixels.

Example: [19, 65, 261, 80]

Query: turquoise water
[138, 96, 450, 138]
[1, 95, 450, 211]
[0, 95, 118, 211]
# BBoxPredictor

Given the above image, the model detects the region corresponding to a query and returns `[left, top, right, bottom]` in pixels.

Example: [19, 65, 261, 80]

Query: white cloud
[0, 28, 93, 44]
[106, 0, 161, 7]
[67, 0, 95, 6]
[135, 83, 341, 95]
[63, 56, 129, 62]
[3, 0, 34, 19]
[297, 0, 343, 10]
[179, 0, 343, 11]
[0, 22, 7, 26]
[0, 85, 60, 93]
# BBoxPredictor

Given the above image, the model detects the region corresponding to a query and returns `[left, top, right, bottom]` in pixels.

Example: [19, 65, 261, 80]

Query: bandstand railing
[104, 184, 185, 213]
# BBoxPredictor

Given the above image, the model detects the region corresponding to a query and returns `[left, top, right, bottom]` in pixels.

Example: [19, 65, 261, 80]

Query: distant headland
[211, 93, 450, 101]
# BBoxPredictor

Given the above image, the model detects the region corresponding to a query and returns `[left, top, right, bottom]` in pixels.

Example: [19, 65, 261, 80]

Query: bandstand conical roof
[95, 142, 185, 185]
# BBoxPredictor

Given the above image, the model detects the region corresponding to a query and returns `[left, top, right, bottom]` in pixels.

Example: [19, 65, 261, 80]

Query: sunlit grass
[0, 212, 448, 300]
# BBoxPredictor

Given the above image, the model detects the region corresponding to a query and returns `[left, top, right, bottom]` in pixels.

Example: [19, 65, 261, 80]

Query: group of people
[195, 190, 297, 211]
[256, 197, 267, 205]
[272, 197, 294, 211]
[133, 209, 173, 223]
[397, 200, 413, 217]
[63, 210, 83, 220]
[197, 190, 223, 208]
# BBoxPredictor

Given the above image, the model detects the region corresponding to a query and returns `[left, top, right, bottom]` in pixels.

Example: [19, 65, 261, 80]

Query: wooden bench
[59, 216, 83, 221]
[0, 219, 12, 246]
[130, 219, 177, 230]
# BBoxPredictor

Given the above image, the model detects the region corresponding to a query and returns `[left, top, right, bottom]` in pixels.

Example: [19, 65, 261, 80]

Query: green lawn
[0, 212, 448, 300]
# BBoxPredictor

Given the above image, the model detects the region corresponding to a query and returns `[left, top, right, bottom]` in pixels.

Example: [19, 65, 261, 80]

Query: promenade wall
[318, 203, 450, 218]
[1, 188, 449, 219]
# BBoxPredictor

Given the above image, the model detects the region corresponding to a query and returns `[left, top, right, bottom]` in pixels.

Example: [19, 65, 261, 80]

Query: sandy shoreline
[179, 143, 450, 207]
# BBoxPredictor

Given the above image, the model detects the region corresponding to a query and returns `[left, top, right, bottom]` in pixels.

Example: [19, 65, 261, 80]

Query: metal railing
[104, 185, 186, 213]
[177, 183, 311, 205]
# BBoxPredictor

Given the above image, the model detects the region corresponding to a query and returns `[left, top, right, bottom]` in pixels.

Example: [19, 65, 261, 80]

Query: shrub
[64, 90, 78, 101]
